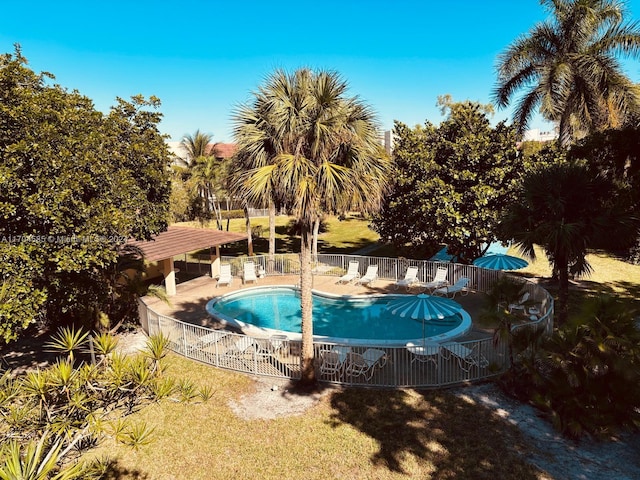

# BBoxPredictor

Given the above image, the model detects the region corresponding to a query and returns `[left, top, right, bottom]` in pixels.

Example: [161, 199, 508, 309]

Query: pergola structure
[126, 226, 248, 295]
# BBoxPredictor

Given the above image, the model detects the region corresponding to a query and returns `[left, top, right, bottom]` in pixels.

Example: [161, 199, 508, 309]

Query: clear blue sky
[2, 0, 640, 142]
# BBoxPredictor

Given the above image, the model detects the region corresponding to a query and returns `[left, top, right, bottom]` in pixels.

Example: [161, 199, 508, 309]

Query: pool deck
[143, 274, 494, 342]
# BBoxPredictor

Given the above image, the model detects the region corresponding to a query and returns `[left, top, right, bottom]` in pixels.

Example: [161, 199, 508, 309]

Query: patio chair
[406, 342, 439, 367]
[343, 348, 387, 380]
[508, 292, 530, 313]
[216, 264, 233, 288]
[440, 342, 489, 372]
[433, 277, 470, 298]
[419, 267, 448, 293]
[394, 266, 420, 290]
[338, 261, 360, 284]
[356, 264, 378, 286]
[242, 261, 258, 284]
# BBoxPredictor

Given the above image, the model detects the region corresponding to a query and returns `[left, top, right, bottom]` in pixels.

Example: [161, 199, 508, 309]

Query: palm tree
[178, 129, 213, 166]
[232, 68, 391, 384]
[190, 155, 226, 227]
[498, 160, 637, 324]
[493, 0, 640, 145]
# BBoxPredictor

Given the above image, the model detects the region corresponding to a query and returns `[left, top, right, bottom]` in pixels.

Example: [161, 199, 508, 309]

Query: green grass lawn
[86, 354, 541, 480]
[175, 214, 380, 256]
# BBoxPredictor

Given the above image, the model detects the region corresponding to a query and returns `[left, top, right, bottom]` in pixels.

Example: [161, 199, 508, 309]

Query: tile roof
[212, 143, 237, 159]
[126, 226, 247, 262]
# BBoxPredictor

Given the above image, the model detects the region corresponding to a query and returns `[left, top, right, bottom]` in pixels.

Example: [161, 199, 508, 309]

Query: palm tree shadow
[326, 387, 539, 477]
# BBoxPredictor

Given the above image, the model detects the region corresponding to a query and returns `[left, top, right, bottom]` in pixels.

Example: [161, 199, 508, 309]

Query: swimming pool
[206, 286, 472, 346]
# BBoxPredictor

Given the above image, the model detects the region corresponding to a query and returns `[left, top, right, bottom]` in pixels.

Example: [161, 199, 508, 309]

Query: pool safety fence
[139, 253, 554, 388]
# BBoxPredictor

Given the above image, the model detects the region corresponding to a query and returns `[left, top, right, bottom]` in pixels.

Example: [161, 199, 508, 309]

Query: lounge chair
[344, 348, 387, 380]
[356, 265, 378, 286]
[420, 267, 448, 293]
[508, 292, 530, 313]
[433, 277, 470, 298]
[338, 261, 360, 284]
[440, 342, 489, 372]
[224, 336, 271, 360]
[394, 266, 420, 290]
[216, 264, 233, 288]
[319, 350, 344, 378]
[242, 261, 258, 284]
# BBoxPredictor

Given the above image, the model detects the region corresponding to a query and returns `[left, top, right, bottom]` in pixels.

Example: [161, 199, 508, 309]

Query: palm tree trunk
[312, 217, 320, 261]
[244, 205, 254, 256]
[557, 256, 569, 325]
[299, 223, 316, 385]
[268, 199, 276, 273]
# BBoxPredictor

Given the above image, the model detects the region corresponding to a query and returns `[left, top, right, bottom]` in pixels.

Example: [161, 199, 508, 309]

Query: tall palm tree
[232, 68, 391, 384]
[493, 0, 640, 145]
[498, 160, 637, 324]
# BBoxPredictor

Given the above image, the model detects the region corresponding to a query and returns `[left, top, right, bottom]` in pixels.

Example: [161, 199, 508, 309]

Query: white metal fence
[138, 254, 554, 388]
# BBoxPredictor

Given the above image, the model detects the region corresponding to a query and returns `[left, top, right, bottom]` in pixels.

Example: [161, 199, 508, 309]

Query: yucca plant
[89, 332, 119, 359]
[45, 327, 89, 365]
[149, 377, 176, 401]
[118, 422, 155, 450]
[143, 333, 169, 374]
[198, 384, 215, 402]
[0, 432, 86, 480]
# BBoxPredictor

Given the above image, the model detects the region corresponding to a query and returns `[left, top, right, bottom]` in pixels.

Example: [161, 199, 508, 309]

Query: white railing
[139, 253, 554, 388]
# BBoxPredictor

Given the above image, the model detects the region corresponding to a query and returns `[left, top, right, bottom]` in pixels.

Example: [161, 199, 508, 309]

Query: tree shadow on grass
[326, 387, 540, 479]
[94, 458, 149, 480]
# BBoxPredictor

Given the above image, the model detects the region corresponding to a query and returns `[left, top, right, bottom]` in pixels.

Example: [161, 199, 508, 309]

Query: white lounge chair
[394, 266, 420, 290]
[224, 336, 271, 361]
[508, 292, 530, 313]
[356, 265, 378, 286]
[420, 267, 448, 293]
[319, 350, 345, 378]
[441, 342, 489, 372]
[433, 277, 470, 298]
[344, 348, 387, 380]
[242, 261, 258, 284]
[338, 261, 360, 284]
[216, 264, 233, 288]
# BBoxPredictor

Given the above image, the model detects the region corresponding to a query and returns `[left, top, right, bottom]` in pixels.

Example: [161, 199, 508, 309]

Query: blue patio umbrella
[388, 293, 463, 342]
[473, 253, 528, 271]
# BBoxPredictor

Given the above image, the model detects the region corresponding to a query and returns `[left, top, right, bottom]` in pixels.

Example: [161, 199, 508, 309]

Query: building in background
[522, 128, 558, 142]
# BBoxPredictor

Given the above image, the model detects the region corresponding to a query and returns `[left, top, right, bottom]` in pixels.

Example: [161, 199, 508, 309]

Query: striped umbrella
[473, 253, 528, 271]
[388, 293, 463, 342]
[388, 293, 462, 321]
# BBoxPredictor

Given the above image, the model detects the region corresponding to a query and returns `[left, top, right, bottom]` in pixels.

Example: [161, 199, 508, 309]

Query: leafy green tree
[569, 123, 640, 261]
[0, 47, 171, 340]
[494, 0, 640, 145]
[498, 159, 638, 324]
[372, 99, 523, 263]
[232, 68, 390, 384]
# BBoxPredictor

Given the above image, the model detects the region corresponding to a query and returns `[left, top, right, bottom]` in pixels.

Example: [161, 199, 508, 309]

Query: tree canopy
[372, 99, 523, 263]
[493, 0, 640, 145]
[0, 47, 171, 342]
[498, 157, 638, 323]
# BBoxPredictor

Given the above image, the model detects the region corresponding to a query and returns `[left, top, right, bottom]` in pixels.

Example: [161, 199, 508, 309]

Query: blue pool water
[206, 287, 466, 342]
